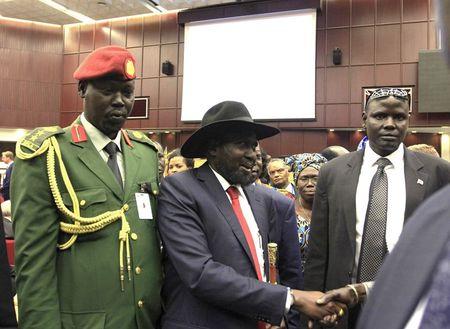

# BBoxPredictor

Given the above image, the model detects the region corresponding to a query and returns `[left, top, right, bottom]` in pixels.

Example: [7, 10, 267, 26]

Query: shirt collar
[81, 113, 122, 153]
[209, 164, 245, 196]
[364, 142, 404, 169]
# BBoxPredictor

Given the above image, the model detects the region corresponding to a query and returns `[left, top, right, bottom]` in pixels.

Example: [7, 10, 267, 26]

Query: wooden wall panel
[326, 0, 350, 28]
[351, 0, 375, 26]
[0, 18, 62, 129]
[94, 21, 111, 49]
[377, 0, 401, 24]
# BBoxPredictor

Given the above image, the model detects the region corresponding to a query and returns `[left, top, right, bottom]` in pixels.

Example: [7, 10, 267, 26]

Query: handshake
[267, 283, 369, 329]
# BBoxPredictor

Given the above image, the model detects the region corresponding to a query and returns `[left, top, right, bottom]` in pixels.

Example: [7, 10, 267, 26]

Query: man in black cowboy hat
[157, 101, 344, 329]
[304, 87, 450, 329]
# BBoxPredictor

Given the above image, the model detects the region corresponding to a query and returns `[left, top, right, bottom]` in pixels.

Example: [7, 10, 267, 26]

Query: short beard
[214, 161, 254, 186]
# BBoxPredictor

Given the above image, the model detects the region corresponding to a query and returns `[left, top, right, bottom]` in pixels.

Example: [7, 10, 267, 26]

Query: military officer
[12, 46, 162, 329]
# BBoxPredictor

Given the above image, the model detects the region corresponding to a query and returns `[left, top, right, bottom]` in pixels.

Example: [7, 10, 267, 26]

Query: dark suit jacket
[304, 148, 450, 328]
[262, 186, 303, 329]
[157, 164, 288, 329]
[0, 205, 17, 328]
[357, 184, 450, 329]
[1, 163, 13, 201]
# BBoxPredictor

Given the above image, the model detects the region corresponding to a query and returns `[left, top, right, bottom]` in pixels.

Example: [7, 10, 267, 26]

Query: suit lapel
[403, 149, 427, 221]
[197, 164, 256, 274]
[122, 138, 141, 202]
[342, 151, 364, 256]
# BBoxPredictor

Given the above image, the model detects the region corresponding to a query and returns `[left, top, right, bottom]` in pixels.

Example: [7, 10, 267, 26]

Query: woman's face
[167, 156, 189, 176]
[296, 166, 319, 203]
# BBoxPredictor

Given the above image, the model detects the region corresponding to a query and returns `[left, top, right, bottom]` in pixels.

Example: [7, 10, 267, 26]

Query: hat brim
[181, 120, 280, 158]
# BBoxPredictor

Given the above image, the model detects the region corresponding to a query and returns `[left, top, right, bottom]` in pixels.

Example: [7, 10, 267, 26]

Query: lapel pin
[417, 179, 423, 185]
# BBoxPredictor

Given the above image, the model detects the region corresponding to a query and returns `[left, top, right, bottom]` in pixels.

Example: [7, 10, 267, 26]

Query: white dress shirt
[353, 143, 406, 282]
[80, 113, 125, 185]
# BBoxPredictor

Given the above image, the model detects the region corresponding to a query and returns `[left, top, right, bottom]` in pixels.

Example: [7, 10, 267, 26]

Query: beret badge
[125, 58, 136, 80]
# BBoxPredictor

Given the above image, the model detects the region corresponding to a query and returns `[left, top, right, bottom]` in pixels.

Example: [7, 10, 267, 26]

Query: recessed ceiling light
[329, 129, 335, 132]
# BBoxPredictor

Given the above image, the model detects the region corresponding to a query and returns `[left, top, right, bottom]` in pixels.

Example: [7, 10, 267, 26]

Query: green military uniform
[12, 122, 162, 329]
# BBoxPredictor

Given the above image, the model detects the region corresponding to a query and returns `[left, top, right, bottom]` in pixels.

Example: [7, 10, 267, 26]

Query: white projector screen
[181, 9, 317, 121]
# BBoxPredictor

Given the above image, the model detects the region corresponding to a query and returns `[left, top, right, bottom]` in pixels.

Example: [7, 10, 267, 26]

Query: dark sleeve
[276, 197, 303, 290]
[304, 166, 329, 292]
[12, 156, 62, 329]
[157, 176, 287, 325]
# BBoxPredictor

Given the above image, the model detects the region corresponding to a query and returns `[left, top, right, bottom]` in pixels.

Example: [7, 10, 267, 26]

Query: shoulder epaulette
[126, 130, 158, 151]
[18, 126, 65, 153]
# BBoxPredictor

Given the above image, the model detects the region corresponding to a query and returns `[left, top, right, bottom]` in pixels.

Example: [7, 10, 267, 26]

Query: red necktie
[226, 186, 263, 281]
[227, 186, 266, 329]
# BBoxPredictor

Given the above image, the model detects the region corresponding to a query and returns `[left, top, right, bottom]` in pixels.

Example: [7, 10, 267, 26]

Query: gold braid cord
[17, 136, 132, 291]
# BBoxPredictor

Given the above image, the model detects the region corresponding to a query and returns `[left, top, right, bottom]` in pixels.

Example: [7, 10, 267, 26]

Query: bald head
[320, 146, 349, 161]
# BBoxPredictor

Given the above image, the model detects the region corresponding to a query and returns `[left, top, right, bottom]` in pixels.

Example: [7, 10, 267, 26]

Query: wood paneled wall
[60, 0, 449, 156]
[0, 19, 63, 128]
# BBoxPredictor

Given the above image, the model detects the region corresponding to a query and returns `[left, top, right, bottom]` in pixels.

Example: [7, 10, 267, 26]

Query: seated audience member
[267, 158, 296, 199]
[407, 144, 440, 157]
[285, 153, 327, 272]
[320, 146, 349, 161]
[166, 148, 194, 176]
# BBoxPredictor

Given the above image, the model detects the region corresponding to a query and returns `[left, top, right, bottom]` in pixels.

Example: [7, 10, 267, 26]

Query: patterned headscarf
[285, 153, 327, 183]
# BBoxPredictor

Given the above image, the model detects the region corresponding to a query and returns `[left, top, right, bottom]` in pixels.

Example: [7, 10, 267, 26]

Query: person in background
[12, 46, 163, 329]
[268, 158, 296, 199]
[320, 146, 349, 162]
[407, 144, 440, 157]
[166, 148, 194, 176]
[0, 151, 14, 201]
[285, 153, 327, 272]
[259, 147, 271, 184]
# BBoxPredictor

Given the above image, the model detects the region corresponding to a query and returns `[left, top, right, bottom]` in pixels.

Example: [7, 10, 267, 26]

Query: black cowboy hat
[181, 101, 280, 158]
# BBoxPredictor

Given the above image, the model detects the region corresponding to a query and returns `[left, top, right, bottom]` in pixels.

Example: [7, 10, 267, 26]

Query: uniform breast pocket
[61, 311, 106, 329]
[61, 188, 108, 211]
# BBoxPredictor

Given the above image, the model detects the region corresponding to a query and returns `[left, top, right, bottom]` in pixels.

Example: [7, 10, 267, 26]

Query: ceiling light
[329, 129, 335, 132]
[438, 131, 444, 134]
[164, 130, 170, 134]
[39, 0, 95, 23]
[411, 130, 417, 133]
[357, 129, 362, 132]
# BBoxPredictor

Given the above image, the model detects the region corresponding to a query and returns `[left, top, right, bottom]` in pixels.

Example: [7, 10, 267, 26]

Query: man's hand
[316, 283, 368, 309]
[291, 290, 343, 320]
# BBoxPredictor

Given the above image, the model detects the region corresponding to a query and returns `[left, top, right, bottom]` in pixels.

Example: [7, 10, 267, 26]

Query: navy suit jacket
[158, 164, 288, 329]
[357, 184, 450, 329]
[1, 163, 13, 201]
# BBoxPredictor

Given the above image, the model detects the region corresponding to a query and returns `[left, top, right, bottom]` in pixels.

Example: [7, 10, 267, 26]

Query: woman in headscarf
[285, 153, 327, 271]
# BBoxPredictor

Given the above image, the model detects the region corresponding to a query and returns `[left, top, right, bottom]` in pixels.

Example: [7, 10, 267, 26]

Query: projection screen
[181, 9, 317, 121]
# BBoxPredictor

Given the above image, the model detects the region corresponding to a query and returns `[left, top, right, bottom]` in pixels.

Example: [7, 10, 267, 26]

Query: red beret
[73, 45, 136, 81]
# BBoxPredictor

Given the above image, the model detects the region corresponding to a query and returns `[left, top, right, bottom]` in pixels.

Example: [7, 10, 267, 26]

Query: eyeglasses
[297, 176, 318, 184]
